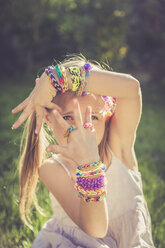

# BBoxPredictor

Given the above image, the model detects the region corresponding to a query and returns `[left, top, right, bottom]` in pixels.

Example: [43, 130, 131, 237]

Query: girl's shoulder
[38, 155, 64, 181]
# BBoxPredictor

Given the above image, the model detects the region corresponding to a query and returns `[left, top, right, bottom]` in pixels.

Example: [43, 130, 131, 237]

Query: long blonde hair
[18, 53, 114, 230]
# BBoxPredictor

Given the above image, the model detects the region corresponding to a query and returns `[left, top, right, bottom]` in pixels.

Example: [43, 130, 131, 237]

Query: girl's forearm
[85, 69, 140, 98]
[79, 197, 109, 238]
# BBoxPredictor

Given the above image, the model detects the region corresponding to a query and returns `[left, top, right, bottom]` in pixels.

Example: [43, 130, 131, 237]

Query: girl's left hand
[11, 72, 61, 134]
[46, 99, 100, 170]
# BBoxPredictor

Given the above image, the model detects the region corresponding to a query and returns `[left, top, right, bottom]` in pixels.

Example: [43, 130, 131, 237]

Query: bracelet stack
[45, 63, 92, 96]
[74, 161, 108, 203]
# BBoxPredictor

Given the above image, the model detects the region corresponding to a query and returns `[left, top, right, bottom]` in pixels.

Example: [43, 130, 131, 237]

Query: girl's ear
[43, 110, 52, 128]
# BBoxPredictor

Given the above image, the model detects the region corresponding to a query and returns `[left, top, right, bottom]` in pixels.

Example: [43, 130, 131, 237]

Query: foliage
[0, 0, 129, 74]
[124, 0, 165, 85]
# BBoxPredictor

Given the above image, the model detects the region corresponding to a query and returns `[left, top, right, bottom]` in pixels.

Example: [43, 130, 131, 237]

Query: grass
[0, 75, 164, 247]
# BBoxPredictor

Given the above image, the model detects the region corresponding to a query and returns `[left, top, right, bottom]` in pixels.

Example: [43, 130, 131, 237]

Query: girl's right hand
[46, 99, 100, 168]
[11, 72, 62, 134]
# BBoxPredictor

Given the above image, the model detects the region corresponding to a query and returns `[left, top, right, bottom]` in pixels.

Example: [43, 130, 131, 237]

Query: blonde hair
[18, 53, 113, 230]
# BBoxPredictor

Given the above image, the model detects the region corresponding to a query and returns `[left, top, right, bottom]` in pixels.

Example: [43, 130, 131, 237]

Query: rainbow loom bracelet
[45, 67, 62, 93]
[55, 64, 65, 94]
[76, 63, 92, 96]
[74, 183, 107, 197]
[76, 163, 106, 177]
[84, 191, 106, 203]
[68, 67, 81, 91]
[77, 161, 101, 170]
[60, 66, 69, 91]
[76, 174, 106, 189]
[76, 66, 86, 96]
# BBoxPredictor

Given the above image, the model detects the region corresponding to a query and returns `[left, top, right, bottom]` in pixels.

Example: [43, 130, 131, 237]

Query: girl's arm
[40, 103, 109, 238]
[86, 69, 142, 168]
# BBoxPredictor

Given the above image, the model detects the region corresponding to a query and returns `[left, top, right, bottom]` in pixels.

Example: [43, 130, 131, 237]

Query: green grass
[0, 75, 164, 247]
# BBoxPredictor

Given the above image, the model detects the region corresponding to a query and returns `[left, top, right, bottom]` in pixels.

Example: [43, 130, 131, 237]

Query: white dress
[31, 147, 155, 248]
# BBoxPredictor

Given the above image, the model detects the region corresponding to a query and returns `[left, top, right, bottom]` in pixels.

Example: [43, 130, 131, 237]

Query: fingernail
[53, 110, 58, 115]
[46, 147, 50, 152]
[88, 106, 92, 112]
[12, 124, 16, 129]
[35, 129, 38, 134]
[73, 99, 78, 107]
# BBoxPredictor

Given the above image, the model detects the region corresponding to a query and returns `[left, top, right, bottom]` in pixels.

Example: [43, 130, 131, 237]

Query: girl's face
[46, 92, 107, 146]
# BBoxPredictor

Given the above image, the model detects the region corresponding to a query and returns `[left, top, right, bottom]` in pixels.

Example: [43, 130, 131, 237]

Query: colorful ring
[83, 122, 95, 132]
[64, 125, 76, 138]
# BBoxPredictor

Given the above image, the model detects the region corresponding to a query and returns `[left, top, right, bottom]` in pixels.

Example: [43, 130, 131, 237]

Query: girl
[12, 54, 155, 247]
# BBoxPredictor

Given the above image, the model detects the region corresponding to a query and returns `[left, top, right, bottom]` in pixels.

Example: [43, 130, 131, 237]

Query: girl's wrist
[42, 71, 57, 96]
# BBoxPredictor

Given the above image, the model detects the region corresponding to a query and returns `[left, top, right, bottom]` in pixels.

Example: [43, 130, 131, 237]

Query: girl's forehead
[61, 94, 105, 112]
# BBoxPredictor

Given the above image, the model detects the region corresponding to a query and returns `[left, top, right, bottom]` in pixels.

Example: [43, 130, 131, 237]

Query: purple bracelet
[84, 63, 92, 78]
[76, 174, 105, 190]
[45, 66, 63, 93]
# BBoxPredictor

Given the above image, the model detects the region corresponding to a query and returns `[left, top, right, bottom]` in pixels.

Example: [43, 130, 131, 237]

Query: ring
[64, 125, 76, 138]
[83, 122, 95, 132]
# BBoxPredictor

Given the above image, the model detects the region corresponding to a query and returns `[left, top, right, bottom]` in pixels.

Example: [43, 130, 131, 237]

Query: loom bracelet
[68, 67, 81, 91]
[55, 64, 65, 93]
[84, 191, 106, 203]
[74, 183, 107, 196]
[76, 162, 104, 174]
[45, 67, 62, 92]
[76, 164, 106, 177]
[84, 63, 92, 78]
[77, 175, 106, 189]
[77, 191, 106, 202]
[76, 66, 86, 96]
[77, 161, 101, 170]
[60, 66, 69, 91]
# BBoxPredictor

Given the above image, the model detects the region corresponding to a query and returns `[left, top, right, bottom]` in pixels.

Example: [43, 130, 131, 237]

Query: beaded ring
[83, 122, 95, 132]
[64, 125, 76, 138]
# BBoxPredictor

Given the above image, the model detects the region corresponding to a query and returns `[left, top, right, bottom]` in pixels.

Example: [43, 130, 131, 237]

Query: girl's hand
[11, 72, 62, 134]
[46, 99, 100, 168]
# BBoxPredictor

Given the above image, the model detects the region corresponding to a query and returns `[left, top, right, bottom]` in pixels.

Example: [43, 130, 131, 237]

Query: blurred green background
[0, 0, 165, 247]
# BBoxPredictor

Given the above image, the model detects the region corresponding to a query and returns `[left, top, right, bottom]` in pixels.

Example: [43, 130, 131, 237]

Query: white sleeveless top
[49, 147, 155, 247]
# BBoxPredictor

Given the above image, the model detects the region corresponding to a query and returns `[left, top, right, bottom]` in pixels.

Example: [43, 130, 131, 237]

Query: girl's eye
[63, 115, 74, 121]
[92, 115, 99, 120]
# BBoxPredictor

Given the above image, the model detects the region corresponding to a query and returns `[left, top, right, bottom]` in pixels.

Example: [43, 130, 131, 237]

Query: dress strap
[52, 154, 72, 178]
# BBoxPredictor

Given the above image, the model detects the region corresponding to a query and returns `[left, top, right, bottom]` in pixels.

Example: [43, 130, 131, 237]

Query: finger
[35, 78, 40, 84]
[11, 97, 29, 114]
[73, 99, 83, 130]
[48, 103, 62, 112]
[35, 106, 44, 134]
[84, 106, 92, 124]
[12, 105, 33, 129]
[46, 144, 67, 155]
[52, 110, 70, 131]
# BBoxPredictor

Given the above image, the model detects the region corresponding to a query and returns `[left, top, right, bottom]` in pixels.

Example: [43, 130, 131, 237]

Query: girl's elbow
[83, 225, 108, 239]
[129, 76, 141, 96]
